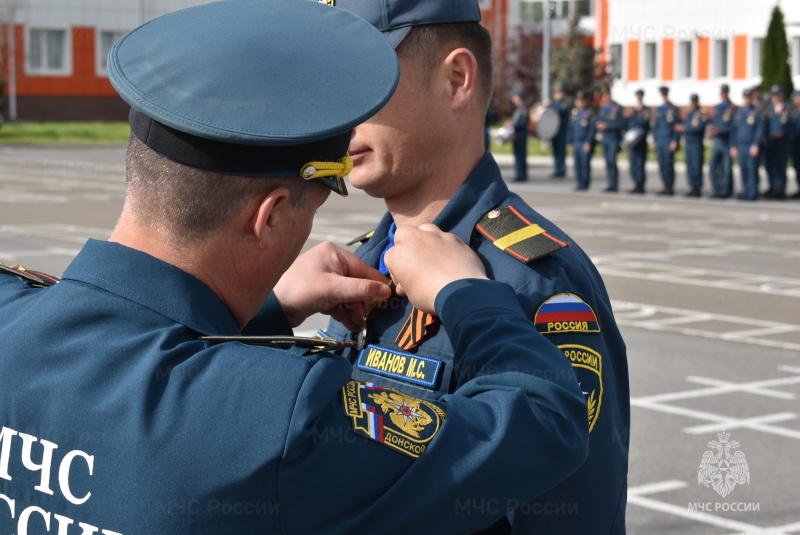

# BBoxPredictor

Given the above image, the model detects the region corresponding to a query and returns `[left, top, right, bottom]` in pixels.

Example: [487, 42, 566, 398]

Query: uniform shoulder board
[0, 262, 60, 288]
[346, 229, 374, 246]
[476, 206, 569, 264]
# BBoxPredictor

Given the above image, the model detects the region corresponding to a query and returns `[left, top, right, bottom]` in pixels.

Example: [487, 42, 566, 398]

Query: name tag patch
[357, 345, 443, 388]
[342, 381, 446, 458]
[534, 293, 600, 334]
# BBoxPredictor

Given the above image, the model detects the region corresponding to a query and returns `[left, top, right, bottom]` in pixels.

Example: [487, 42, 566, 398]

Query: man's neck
[110, 212, 267, 328]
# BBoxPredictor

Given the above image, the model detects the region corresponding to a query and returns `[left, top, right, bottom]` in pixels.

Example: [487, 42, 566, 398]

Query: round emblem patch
[558, 344, 603, 432]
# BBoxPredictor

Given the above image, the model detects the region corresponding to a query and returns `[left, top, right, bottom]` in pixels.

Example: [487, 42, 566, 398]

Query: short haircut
[397, 22, 493, 110]
[124, 134, 311, 245]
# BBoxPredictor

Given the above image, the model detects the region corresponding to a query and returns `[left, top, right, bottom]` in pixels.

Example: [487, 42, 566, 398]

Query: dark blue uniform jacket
[0, 239, 589, 534]
[327, 153, 630, 534]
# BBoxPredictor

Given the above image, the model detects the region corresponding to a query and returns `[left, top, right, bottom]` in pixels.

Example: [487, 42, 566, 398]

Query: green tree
[761, 5, 794, 96]
[552, 14, 596, 98]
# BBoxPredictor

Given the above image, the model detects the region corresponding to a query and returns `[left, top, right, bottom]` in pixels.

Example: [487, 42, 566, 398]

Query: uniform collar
[433, 153, 509, 242]
[62, 239, 241, 335]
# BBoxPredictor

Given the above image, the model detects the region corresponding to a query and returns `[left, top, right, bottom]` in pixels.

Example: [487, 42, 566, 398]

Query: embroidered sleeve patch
[342, 381, 445, 458]
[534, 293, 600, 334]
[558, 345, 603, 432]
[476, 206, 568, 264]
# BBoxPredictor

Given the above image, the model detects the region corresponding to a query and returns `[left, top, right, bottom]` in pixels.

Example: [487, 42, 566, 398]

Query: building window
[608, 43, 622, 80]
[28, 28, 68, 74]
[98, 30, 126, 74]
[521, 0, 586, 22]
[678, 40, 693, 79]
[714, 38, 729, 78]
[644, 42, 657, 79]
[751, 37, 763, 77]
[521, 0, 545, 22]
[574, 0, 591, 18]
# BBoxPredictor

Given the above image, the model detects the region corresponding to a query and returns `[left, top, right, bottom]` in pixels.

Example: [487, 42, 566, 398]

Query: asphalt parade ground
[1, 145, 798, 534]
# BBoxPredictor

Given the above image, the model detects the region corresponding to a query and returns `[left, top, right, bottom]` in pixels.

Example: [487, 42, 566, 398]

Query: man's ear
[443, 48, 478, 110]
[252, 186, 290, 250]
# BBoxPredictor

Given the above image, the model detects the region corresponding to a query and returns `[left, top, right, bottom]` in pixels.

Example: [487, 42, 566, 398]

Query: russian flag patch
[534, 293, 600, 334]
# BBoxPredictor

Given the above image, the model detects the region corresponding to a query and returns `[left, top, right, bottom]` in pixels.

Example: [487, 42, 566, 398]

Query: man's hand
[749, 145, 759, 158]
[273, 242, 391, 331]
[385, 224, 487, 315]
[669, 140, 678, 152]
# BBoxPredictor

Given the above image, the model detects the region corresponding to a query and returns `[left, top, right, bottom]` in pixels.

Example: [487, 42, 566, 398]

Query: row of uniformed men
[558, 84, 800, 200]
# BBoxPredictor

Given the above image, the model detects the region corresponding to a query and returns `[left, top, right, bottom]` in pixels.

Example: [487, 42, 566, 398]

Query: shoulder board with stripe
[0, 262, 60, 288]
[346, 229, 374, 246]
[475, 205, 569, 264]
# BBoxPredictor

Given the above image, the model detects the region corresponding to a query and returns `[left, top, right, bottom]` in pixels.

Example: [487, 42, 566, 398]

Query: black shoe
[684, 187, 701, 197]
[657, 185, 674, 196]
[711, 192, 731, 199]
[550, 173, 566, 179]
[790, 190, 800, 199]
[736, 193, 756, 201]
[604, 187, 618, 193]
[628, 184, 645, 194]
[574, 186, 589, 191]
[765, 188, 786, 200]
[512, 177, 528, 183]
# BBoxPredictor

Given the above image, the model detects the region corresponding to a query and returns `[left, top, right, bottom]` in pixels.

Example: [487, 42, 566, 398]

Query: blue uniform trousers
[767, 140, 790, 190]
[656, 141, 675, 185]
[685, 137, 705, 189]
[792, 143, 800, 189]
[574, 146, 591, 189]
[513, 131, 529, 181]
[552, 133, 567, 175]
[738, 146, 760, 200]
[628, 142, 647, 185]
[602, 137, 620, 189]
[709, 138, 733, 196]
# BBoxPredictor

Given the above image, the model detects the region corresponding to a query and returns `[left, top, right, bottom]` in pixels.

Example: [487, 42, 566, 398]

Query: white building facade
[597, 0, 800, 106]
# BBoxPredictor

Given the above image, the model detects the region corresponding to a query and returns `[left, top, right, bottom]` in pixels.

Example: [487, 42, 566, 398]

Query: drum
[527, 105, 561, 140]
[533, 106, 561, 140]
[621, 127, 645, 149]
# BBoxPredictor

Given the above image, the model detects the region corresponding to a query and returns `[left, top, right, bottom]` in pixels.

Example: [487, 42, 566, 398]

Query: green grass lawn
[0, 122, 714, 165]
[0, 122, 130, 144]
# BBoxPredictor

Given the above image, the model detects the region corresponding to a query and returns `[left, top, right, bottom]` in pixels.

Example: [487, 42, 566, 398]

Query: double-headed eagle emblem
[697, 431, 750, 498]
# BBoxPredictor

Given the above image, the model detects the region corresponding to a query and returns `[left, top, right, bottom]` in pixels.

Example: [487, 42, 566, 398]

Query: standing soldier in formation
[731, 88, 765, 201]
[764, 84, 791, 199]
[752, 84, 769, 194]
[509, 90, 530, 182]
[709, 84, 736, 198]
[596, 87, 625, 192]
[791, 90, 800, 198]
[652, 86, 680, 195]
[679, 94, 709, 197]
[567, 91, 596, 190]
[626, 89, 650, 194]
[549, 86, 571, 178]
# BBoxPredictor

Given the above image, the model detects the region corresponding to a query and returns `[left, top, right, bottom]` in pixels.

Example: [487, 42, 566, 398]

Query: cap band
[129, 109, 352, 179]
